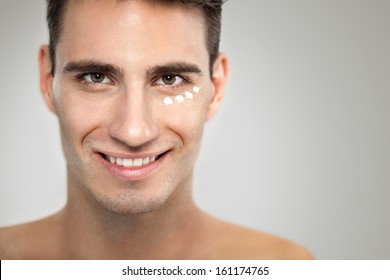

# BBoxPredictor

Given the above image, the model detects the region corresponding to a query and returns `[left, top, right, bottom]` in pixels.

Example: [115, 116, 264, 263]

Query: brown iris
[161, 75, 177, 85]
[90, 73, 106, 83]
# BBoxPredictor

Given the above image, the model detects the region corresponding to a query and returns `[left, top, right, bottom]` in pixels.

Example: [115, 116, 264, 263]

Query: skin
[0, 0, 313, 259]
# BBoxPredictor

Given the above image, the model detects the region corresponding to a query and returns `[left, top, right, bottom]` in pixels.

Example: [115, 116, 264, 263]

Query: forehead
[57, 0, 208, 71]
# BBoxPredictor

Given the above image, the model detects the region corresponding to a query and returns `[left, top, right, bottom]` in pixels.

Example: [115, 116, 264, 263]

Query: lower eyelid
[77, 79, 115, 90]
[156, 83, 187, 92]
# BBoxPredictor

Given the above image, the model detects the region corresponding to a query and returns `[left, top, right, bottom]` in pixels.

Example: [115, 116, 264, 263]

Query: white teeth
[123, 158, 133, 168]
[133, 158, 143, 167]
[109, 156, 116, 164]
[107, 154, 160, 167]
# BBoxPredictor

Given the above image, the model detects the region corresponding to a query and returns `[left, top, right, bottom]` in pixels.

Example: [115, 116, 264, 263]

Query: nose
[108, 88, 159, 148]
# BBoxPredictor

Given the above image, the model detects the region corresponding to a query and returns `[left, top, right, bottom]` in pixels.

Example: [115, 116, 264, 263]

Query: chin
[91, 183, 174, 215]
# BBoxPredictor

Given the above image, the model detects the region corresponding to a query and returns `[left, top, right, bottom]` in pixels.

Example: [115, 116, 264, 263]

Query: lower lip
[96, 153, 167, 181]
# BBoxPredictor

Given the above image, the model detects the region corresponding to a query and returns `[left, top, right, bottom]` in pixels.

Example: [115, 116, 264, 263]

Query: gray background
[0, 0, 389, 259]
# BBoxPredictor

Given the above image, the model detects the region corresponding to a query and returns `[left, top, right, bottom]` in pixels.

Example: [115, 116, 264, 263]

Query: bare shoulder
[0, 215, 61, 259]
[233, 225, 314, 259]
[0, 222, 34, 259]
[238, 228, 314, 260]
[201, 216, 314, 260]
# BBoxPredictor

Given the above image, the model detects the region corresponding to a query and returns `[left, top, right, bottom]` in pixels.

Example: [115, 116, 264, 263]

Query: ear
[206, 53, 229, 121]
[38, 45, 57, 115]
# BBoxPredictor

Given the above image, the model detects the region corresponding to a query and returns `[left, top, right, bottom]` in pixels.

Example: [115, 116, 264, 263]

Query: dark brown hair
[46, 0, 225, 75]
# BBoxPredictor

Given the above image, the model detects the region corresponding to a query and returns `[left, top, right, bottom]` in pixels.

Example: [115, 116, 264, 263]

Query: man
[0, 0, 312, 259]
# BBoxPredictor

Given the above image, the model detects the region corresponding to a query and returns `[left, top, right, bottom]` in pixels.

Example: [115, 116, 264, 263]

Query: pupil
[91, 73, 104, 83]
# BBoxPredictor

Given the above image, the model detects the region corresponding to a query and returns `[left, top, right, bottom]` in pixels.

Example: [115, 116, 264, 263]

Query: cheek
[54, 86, 109, 153]
[154, 85, 210, 140]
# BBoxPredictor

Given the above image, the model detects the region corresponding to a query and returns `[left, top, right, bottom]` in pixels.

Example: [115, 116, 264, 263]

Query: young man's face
[40, 0, 226, 214]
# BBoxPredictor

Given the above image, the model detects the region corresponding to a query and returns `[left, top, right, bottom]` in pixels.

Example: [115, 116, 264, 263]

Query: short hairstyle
[46, 0, 225, 75]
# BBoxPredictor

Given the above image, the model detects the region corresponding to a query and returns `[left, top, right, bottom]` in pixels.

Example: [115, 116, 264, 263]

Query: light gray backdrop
[0, 0, 389, 259]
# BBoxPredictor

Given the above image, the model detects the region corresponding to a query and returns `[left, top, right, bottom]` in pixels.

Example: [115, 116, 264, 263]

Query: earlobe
[206, 53, 229, 121]
[38, 45, 57, 115]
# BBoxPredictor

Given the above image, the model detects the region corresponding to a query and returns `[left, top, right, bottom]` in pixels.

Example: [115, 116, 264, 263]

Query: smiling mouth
[99, 152, 167, 168]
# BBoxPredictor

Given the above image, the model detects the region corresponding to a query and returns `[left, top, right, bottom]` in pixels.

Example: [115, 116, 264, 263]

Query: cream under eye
[163, 86, 201, 106]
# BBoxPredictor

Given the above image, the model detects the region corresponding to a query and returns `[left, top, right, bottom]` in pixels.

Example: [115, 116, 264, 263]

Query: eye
[155, 75, 184, 86]
[83, 73, 112, 84]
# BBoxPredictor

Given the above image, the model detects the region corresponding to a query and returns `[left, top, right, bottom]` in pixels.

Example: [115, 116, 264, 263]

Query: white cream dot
[175, 95, 185, 103]
[163, 97, 173, 105]
[193, 86, 200, 93]
[184, 91, 193, 99]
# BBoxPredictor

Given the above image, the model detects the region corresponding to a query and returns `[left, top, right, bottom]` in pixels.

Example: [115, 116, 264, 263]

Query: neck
[58, 175, 204, 259]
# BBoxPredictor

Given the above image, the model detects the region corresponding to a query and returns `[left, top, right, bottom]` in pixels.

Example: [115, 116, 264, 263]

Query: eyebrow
[62, 60, 124, 76]
[147, 62, 204, 77]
